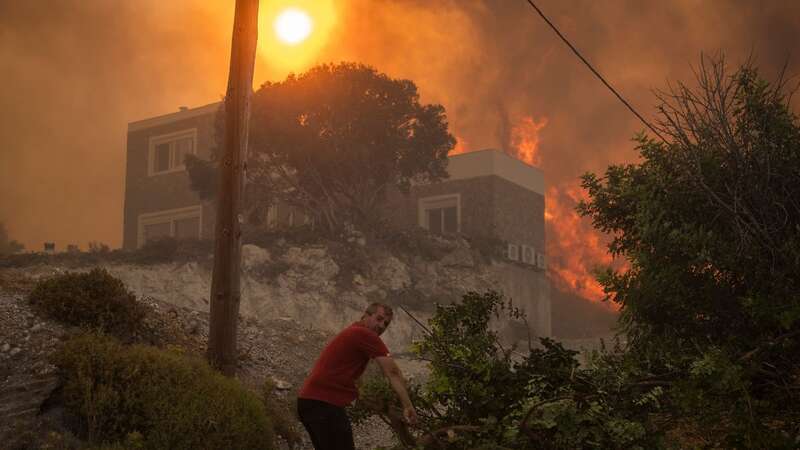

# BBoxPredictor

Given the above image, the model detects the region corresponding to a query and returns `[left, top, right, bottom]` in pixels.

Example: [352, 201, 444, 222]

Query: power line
[523, 0, 667, 143]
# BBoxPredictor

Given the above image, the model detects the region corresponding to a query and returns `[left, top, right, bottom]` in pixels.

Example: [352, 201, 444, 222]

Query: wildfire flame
[506, 114, 621, 309]
[511, 116, 548, 166]
[545, 184, 623, 309]
[454, 114, 621, 308]
[450, 136, 468, 155]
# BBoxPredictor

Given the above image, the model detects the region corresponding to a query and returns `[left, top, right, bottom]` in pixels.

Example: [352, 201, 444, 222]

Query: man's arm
[375, 355, 418, 425]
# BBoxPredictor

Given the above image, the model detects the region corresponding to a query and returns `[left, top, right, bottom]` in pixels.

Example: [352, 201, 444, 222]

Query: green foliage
[244, 62, 455, 234]
[28, 268, 145, 339]
[54, 332, 275, 450]
[579, 55, 800, 446]
[187, 63, 457, 234]
[380, 228, 453, 261]
[353, 291, 662, 449]
[130, 237, 214, 265]
[415, 292, 532, 430]
[184, 154, 217, 201]
[465, 235, 506, 264]
[0, 238, 214, 270]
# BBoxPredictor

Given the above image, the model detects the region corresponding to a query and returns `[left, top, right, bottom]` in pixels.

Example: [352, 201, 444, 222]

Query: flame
[545, 183, 624, 310]
[449, 136, 468, 155]
[458, 114, 621, 308]
[511, 116, 548, 166]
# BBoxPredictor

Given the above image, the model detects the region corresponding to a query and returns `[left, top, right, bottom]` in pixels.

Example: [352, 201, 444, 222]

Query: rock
[281, 247, 339, 292]
[440, 247, 475, 268]
[371, 256, 411, 290]
[9, 347, 21, 357]
[30, 323, 42, 332]
[272, 377, 292, 390]
[242, 244, 271, 269]
[283, 247, 337, 271]
[353, 274, 366, 286]
[187, 320, 201, 335]
[1, 343, 9, 352]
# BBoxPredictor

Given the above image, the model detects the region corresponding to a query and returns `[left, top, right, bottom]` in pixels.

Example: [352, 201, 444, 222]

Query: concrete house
[383, 149, 546, 269]
[123, 103, 219, 250]
[122, 103, 551, 335]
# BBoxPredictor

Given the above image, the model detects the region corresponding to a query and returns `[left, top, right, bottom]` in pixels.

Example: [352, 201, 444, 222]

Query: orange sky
[1, 0, 798, 302]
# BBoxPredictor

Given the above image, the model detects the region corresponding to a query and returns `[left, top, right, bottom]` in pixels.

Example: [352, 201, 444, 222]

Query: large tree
[194, 62, 455, 234]
[250, 63, 454, 233]
[579, 56, 800, 446]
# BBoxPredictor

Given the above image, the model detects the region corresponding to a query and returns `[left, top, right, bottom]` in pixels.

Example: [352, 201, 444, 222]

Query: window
[148, 129, 197, 175]
[419, 194, 460, 234]
[137, 205, 202, 247]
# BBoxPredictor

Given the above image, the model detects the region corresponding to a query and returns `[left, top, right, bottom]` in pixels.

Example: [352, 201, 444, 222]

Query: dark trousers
[297, 398, 356, 450]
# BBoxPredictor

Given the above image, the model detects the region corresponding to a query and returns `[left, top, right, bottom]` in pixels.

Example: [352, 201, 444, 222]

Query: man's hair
[364, 302, 393, 317]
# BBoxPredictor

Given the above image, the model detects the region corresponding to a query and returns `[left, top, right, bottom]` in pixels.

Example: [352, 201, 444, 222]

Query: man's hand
[376, 356, 418, 427]
[403, 405, 418, 426]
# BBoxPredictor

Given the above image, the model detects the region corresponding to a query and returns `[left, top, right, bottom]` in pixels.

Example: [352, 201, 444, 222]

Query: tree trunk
[207, 0, 259, 376]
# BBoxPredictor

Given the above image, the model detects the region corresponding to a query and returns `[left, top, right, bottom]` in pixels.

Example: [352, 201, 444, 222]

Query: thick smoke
[1, 1, 798, 290]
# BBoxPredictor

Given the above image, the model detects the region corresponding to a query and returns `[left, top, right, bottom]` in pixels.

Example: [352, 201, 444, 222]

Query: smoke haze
[1, 0, 798, 302]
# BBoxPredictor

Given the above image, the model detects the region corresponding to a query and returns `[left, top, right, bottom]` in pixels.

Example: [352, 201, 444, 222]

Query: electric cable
[524, 0, 667, 143]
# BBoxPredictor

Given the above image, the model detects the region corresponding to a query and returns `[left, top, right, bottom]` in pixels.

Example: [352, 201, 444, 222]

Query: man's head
[360, 302, 393, 336]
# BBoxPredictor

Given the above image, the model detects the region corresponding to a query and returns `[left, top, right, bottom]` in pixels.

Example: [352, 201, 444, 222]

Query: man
[297, 302, 417, 449]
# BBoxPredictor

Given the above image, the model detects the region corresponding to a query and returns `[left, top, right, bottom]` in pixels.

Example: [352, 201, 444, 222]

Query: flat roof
[447, 149, 545, 195]
[128, 102, 221, 132]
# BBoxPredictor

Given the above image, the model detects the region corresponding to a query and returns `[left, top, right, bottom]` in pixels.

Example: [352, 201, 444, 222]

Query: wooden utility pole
[207, 0, 259, 376]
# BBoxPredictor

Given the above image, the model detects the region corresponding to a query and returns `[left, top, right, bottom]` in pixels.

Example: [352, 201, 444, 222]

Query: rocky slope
[0, 273, 397, 449]
[0, 235, 510, 449]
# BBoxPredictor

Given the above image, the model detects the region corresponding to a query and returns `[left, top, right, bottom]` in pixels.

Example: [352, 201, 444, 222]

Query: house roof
[128, 102, 221, 132]
[447, 149, 545, 195]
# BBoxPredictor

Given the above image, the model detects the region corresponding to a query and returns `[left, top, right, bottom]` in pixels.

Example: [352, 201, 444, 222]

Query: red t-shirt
[299, 323, 389, 407]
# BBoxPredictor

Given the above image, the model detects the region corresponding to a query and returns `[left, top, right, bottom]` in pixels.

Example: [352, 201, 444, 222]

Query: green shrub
[54, 333, 276, 450]
[29, 268, 145, 339]
[129, 237, 179, 264]
[243, 223, 322, 248]
[115, 237, 214, 266]
[380, 228, 451, 261]
[466, 235, 505, 264]
[352, 291, 664, 449]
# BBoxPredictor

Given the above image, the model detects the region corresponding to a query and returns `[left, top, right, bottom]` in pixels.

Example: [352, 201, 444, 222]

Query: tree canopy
[189, 62, 456, 234]
[579, 56, 800, 446]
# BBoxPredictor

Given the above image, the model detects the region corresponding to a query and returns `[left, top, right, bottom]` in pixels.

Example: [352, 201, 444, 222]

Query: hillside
[0, 232, 616, 448]
[0, 268, 396, 449]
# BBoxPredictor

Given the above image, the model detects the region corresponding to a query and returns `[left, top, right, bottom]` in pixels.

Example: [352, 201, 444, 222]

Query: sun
[274, 8, 313, 45]
[257, 0, 335, 73]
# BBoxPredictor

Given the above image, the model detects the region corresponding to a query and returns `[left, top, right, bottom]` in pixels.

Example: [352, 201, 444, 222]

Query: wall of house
[490, 175, 545, 251]
[491, 263, 551, 338]
[122, 106, 218, 249]
[382, 174, 545, 251]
